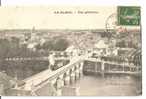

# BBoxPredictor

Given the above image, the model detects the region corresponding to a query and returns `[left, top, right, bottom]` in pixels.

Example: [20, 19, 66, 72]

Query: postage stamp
[117, 6, 141, 26]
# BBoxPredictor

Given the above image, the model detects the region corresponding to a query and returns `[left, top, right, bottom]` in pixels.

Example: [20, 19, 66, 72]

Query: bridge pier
[79, 62, 84, 77]
[74, 64, 79, 80]
[64, 71, 70, 85]
[101, 62, 105, 78]
[70, 70, 76, 84]
[56, 77, 64, 96]
[75, 69, 80, 80]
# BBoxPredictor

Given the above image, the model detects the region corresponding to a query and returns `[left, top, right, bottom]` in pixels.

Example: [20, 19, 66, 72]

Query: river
[70, 75, 142, 96]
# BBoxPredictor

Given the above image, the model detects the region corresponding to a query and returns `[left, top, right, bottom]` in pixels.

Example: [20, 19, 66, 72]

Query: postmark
[105, 6, 141, 39]
[105, 13, 118, 39]
[117, 6, 141, 26]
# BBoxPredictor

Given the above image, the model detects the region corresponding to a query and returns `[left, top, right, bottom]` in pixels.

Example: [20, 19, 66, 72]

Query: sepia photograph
[0, 6, 142, 96]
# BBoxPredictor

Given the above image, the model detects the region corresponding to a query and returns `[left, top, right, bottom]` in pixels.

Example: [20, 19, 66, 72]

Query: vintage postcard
[0, 6, 141, 96]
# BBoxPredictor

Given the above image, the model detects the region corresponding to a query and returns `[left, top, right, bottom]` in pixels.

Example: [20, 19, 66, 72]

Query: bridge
[5, 51, 141, 96]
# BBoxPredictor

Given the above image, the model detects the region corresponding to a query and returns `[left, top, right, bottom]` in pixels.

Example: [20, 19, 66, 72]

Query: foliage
[36, 38, 69, 51]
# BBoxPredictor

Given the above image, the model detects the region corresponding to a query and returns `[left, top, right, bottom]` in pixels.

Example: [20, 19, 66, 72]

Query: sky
[0, 6, 116, 29]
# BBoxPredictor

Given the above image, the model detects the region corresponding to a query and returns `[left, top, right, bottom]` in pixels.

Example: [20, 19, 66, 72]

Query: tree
[0, 39, 10, 59]
[37, 38, 69, 51]
[53, 38, 69, 51]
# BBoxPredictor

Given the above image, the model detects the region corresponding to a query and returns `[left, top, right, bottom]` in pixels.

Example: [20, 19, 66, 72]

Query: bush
[36, 38, 69, 51]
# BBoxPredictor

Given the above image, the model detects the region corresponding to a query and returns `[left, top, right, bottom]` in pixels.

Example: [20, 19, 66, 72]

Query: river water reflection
[70, 75, 142, 96]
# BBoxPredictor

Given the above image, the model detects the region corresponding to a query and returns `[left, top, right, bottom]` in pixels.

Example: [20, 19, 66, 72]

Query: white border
[1, 0, 141, 6]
